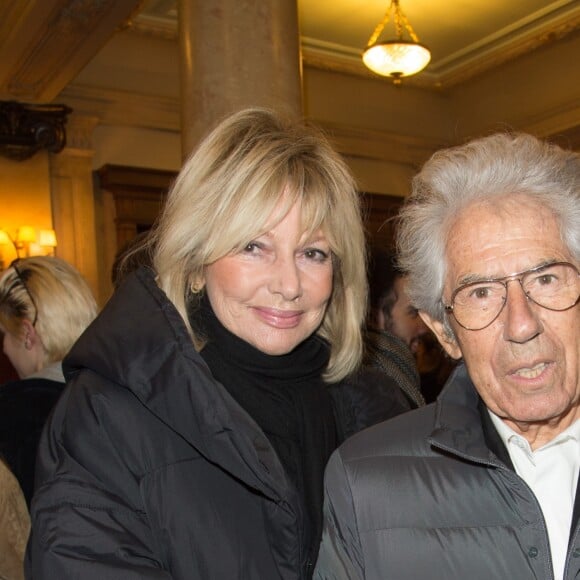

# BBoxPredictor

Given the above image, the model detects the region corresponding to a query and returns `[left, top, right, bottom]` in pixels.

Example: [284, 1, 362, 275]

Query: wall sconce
[15, 225, 37, 257]
[38, 229, 58, 255]
[0, 226, 58, 269]
[0, 230, 12, 269]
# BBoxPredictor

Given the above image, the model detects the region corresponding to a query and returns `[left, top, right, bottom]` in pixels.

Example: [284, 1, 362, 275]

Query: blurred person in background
[0, 457, 30, 580]
[366, 246, 454, 405]
[0, 256, 97, 506]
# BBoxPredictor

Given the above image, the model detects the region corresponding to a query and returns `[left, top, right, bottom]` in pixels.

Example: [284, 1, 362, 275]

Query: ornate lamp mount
[0, 101, 72, 161]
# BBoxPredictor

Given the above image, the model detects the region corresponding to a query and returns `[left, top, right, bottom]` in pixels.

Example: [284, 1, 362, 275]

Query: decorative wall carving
[0, 100, 72, 161]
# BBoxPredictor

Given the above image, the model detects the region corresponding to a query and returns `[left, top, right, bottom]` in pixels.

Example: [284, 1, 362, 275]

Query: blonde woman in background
[0, 256, 97, 506]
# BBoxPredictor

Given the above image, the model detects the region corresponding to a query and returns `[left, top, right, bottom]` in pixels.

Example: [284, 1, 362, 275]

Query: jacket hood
[64, 266, 293, 502]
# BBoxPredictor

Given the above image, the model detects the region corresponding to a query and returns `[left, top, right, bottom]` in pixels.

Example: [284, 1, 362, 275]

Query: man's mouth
[513, 362, 548, 379]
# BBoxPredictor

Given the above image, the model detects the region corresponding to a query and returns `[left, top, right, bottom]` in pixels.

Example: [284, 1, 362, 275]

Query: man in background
[366, 247, 452, 406]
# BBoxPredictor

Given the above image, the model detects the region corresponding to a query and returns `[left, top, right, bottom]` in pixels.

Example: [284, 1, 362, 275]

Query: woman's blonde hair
[0, 256, 97, 365]
[151, 108, 367, 382]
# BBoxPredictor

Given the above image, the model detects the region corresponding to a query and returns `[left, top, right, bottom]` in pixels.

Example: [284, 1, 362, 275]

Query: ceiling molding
[315, 120, 448, 166]
[302, 14, 580, 90]
[0, 0, 142, 102]
[432, 11, 580, 88]
[60, 83, 450, 163]
[131, 2, 580, 91]
[60, 84, 180, 132]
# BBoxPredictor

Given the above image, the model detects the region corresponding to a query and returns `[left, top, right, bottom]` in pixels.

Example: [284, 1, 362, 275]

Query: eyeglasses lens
[452, 263, 579, 330]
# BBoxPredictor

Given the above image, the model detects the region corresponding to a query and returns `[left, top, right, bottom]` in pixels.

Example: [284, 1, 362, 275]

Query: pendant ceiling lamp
[362, 0, 431, 84]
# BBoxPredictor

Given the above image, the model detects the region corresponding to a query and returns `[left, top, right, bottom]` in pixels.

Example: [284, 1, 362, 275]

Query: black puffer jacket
[26, 267, 410, 580]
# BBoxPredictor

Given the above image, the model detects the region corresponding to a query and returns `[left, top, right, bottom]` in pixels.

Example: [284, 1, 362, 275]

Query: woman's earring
[24, 338, 32, 350]
[191, 281, 202, 294]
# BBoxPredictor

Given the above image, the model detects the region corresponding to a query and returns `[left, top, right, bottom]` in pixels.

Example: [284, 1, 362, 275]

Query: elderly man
[315, 133, 579, 580]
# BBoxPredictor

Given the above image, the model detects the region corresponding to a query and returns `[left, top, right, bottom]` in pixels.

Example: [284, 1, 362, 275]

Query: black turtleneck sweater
[198, 299, 337, 572]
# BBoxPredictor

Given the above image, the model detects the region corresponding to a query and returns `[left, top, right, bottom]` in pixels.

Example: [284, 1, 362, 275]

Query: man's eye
[469, 286, 490, 299]
[536, 274, 556, 286]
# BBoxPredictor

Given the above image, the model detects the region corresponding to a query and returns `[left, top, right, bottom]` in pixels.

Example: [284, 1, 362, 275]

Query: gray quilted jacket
[315, 364, 580, 580]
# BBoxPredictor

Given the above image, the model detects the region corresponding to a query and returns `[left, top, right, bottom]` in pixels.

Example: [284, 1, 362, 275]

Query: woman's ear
[21, 319, 37, 350]
[419, 311, 463, 360]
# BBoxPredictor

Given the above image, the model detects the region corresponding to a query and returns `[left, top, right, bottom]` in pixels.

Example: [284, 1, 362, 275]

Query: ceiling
[134, 0, 580, 88]
[0, 0, 578, 105]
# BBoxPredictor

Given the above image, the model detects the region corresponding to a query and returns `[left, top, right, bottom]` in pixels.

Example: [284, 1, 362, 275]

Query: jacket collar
[65, 267, 295, 504]
[429, 363, 508, 467]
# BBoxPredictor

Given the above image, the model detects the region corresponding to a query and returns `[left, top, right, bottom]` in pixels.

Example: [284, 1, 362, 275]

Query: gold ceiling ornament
[362, 0, 431, 84]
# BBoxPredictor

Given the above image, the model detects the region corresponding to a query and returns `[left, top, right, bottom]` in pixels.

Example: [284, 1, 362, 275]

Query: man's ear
[419, 311, 463, 360]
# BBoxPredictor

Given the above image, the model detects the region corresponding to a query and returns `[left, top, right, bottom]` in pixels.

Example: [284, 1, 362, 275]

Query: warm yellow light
[0, 228, 16, 269]
[363, 41, 431, 79]
[363, 0, 430, 83]
[39, 229, 57, 248]
[0, 229, 12, 246]
[16, 225, 37, 244]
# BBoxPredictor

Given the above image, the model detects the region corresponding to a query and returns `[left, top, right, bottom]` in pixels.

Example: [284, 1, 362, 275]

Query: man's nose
[502, 279, 543, 343]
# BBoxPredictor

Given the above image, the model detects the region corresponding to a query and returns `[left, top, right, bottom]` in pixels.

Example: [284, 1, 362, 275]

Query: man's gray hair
[397, 132, 580, 326]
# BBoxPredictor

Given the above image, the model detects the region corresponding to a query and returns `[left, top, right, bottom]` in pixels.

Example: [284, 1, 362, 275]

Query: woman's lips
[253, 307, 303, 329]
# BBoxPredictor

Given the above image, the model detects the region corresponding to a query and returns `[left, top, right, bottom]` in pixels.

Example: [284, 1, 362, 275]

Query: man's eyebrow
[456, 273, 492, 286]
[455, 259, 564, 286]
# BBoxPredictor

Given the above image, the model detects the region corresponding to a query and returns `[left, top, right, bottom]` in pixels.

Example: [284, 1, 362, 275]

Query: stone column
[179, 0, 303, 157]
[49, 114, 101, 302]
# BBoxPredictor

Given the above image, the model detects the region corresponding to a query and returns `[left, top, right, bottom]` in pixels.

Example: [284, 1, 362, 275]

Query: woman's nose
[268, 255, 302, 301]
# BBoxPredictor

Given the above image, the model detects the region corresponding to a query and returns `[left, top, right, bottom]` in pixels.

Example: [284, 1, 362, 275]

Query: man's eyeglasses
[10, 259, 38, 327]
[443, 261, 580, 331]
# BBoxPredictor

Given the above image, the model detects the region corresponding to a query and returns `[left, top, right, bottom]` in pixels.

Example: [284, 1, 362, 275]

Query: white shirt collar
[26, 361, 65, 383]
[488, 409, 580, 457]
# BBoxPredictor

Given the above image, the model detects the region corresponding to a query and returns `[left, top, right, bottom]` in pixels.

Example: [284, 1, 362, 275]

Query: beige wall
[92, 125, 181, 171]
[451, 32, 580, 141]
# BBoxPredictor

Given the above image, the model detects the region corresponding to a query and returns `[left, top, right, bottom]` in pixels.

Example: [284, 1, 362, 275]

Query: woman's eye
[304, 248, 329, 262]
[242, 242, 260, 254]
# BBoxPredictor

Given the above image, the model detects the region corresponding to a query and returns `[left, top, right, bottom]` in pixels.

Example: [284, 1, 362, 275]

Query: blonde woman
[27, 109, 409, 579]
